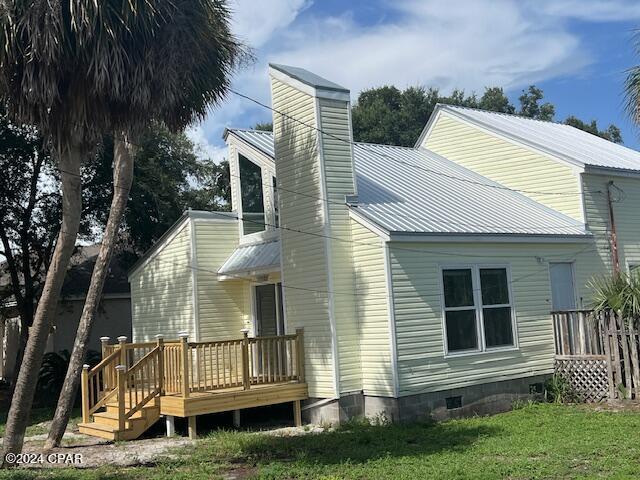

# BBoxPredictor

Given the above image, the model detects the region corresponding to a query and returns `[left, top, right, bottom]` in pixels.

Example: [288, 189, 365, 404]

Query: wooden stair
[78, 399, 161, 441]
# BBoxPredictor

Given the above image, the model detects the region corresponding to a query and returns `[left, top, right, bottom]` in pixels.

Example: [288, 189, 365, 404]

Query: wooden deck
[78, 329, 308, 440]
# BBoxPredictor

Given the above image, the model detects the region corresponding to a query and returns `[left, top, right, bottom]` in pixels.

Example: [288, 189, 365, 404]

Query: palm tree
[626, 32, 640, 125]
[0, 0, 245, 460]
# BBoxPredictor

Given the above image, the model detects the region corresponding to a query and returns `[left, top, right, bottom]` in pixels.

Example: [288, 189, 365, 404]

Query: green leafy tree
[353, 83, 622, 146]
[0, 0, 244, 457]
[254, 122, 273, 131]
[564, 116, 623, 144]
[518, 85, 555, 120]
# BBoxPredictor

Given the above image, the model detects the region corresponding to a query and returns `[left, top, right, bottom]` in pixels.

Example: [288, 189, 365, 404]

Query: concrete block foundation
[302, 375, 549, 424]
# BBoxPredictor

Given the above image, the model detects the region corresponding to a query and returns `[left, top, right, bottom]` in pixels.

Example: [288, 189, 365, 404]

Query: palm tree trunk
[45, 134, 134, 450]
[1, 140, 84, 464]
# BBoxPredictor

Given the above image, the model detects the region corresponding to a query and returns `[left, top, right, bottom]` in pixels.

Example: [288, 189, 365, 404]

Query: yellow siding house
[129, 65, 640, 423]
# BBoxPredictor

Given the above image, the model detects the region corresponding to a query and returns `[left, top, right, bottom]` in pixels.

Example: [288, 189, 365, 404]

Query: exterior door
[549, 262, 576, 311]
[254, 283, 284, 336]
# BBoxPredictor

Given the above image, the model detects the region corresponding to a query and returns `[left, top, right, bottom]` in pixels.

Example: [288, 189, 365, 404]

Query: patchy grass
[0, 407, 80, 439]
[2, 403, 640, 479]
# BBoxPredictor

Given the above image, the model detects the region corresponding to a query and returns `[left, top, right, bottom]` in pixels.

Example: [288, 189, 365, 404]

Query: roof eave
[388, 231, 593, 244]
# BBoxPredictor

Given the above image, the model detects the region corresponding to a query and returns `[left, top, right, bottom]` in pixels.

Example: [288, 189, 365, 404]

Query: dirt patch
[20, 435, 195, 469]
[578, 399, 640, 413]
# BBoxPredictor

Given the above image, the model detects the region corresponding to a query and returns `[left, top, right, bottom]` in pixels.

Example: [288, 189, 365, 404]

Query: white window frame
[237, 153, 269, 239]
[439, 263, 518, 358]
[251, 282, 285, 337]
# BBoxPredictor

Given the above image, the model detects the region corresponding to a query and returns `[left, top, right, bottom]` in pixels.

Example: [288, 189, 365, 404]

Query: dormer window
[239, 154, 266, 234]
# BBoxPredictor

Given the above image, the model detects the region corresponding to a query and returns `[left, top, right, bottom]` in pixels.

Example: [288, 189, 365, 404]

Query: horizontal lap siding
[194, 221, 248, 341]
[351, 219, 394, 396]
[271, 79, 336, 398]
[424, 114, 584, 222]
[319, 98, 360, 394]
[130, 223, 194, 342]
[582, 173, 640, 283]
[389, 242, 600, 396]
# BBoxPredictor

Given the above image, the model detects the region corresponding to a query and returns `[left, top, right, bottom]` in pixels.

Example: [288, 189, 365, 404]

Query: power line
[204, 209, 598, 260]
[229, 88, 590, 197]
[149, 241, 598, 303]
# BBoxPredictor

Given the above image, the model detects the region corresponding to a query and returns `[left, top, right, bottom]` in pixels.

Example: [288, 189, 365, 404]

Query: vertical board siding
[351, 219, 394, 396]
[318, 98, 360, 394]
[582, 173, 640, 280]
[389, 241, 600, 396]
[130, 223, 194, 342]
[423, 114, 584, 222]
[271, 78, 336, 398]
[194, 220, 248, 341]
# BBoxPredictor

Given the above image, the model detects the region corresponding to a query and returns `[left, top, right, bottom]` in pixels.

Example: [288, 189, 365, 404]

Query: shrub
[545, 374, 576, 404]
[35, 349, 101, 406]
[589, 271, 640, 318]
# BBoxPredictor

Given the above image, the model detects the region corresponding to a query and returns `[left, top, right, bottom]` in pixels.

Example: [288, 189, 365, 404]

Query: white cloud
[229, 0, 311, 48]
[191, 0, 639, 152]
[532, 0, 640, 22]
[186, 124, 228, 163]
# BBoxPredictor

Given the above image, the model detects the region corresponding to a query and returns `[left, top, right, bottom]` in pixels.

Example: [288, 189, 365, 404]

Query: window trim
[439, 263, 518, 358]
[238, 153, 268, 238]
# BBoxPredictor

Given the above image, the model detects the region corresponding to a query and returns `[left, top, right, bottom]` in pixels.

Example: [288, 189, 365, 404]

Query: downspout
[606, 181, 620, 275]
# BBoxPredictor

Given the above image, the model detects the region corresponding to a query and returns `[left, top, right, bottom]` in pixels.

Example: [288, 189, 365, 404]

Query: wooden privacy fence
[552, 310, 640, 401]
[81, 329, 305, 424]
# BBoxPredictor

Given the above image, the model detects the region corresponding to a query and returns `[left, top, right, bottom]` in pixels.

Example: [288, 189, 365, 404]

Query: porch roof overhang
[217, 240, 281, 280]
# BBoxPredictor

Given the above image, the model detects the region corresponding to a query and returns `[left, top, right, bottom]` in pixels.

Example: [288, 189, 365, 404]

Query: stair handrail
[121, 344, 163, 420]
[81, 347, 122, 423]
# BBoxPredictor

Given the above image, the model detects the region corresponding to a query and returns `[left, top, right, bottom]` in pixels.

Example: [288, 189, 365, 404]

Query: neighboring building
[1, 245, 132, 382]
[129, 64, 638, 423]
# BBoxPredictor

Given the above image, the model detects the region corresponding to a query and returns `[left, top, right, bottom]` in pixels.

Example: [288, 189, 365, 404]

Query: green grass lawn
[3, 403, 640, 479]
[0, 407, 80, 439]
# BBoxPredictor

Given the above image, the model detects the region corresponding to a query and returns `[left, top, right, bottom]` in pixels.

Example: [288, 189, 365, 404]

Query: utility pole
[606, 181, 620, 275]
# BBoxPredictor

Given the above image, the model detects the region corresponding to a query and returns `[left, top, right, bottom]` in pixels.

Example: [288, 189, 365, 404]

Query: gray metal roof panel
[269, 63, 349, 93]
[437, 105, 640, 172]
[218, 240, 281, 276]
[224, 129, 590, 237]
[226, 128, 275, 158]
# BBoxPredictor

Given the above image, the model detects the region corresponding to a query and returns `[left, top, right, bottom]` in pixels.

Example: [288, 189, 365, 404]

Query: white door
[549, 262, 576, 311]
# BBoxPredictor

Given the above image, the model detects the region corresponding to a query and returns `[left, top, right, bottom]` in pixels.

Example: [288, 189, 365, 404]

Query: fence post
[296, 328, 305, 383]
[116, 365, 126, 431]
[601, 312, 616, 399]
[241, 329, 250, 390]
[100, 336, 110, 359]
[156, 334, 165, 395]
[118, 335, 128, 368]
[81, 364, 90, 423]
[179, 332, 190, 398]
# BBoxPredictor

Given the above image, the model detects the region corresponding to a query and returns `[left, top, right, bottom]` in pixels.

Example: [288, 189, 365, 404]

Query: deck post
[241, 329, 250, 390]
[188, 416, 197, 439]
[116, 365, 127, 432]
[156, 334, 165, 395]
[100, 336, 110, 359]
[165, 415, 175, 437]
[118, 335, 128, 368]
[295, 328, 305, 382]
[179, 332, 190, 398]
[81, 364, 90, 423]
[233, 409, 241, 428]
[293, 400, 302, 427]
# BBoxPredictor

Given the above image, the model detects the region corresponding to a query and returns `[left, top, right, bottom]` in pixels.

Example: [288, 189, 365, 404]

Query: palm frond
[0, 0, 249, 144]
[624, 29, 640, 125]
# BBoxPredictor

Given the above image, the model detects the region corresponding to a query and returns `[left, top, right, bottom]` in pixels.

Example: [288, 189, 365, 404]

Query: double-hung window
[441, 265, 516, 355]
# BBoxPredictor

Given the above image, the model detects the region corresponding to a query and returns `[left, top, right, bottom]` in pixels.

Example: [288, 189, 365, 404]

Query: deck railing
[82, 329, 306, 423]
[551, 309, 604, 356]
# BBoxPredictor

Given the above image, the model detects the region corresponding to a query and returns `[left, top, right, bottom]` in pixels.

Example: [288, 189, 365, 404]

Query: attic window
[239, 154, 266, 234]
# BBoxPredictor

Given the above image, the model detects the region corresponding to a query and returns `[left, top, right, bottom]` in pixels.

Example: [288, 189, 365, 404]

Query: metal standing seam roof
[269, 63, 349, 93]
[218, 240, 281, 276]
[225, 128, 275, 159]
[427, 104, 640, 172]
[225, 129, 590, 237]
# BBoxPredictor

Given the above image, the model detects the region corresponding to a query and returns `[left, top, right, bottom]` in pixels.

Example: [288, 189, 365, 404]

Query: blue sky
[187, 0, 640, 160]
